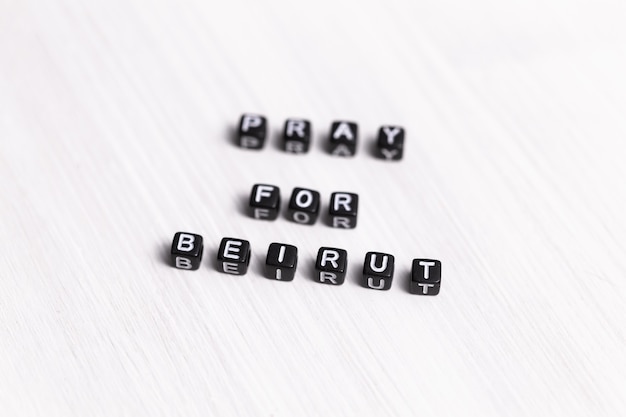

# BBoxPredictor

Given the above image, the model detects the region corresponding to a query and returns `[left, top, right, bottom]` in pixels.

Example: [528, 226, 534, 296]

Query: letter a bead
[329, 121, 358, 156]
[171, 232, 204, 270]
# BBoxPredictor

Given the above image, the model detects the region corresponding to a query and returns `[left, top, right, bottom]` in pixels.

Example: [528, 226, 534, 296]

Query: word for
[237, 114, 405, 160]
[249, 184, 358, 229]
[170, 232, 442, 295]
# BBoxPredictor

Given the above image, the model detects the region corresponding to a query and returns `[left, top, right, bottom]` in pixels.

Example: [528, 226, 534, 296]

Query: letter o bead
[217, 238, 251, 275]
[287, 187, 320, 225]
[171, 232, 204, 270]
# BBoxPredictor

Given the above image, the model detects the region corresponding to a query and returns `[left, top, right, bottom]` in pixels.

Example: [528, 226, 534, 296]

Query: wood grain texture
[1, 0, 625, 415]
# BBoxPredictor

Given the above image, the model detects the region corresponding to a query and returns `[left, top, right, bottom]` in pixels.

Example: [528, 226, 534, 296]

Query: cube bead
[171, 232, 204, 270]
[216, 237, 251, 275]
[314, 247, 348, 285]
[265, 243, 298, 281]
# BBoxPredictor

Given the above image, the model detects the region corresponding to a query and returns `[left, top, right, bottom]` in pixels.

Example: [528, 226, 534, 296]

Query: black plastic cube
[329, 121, 358, 156]
[376, 125, 404, 161]
[238, 113, 267, 149]
[249, 184, 281, 220]
[287, 187, 320, 225]
[171, 232, 204, 270]
[283, 118, 311, 154]
[265, 243, 298, 281]
[410, 259, 441, 295]
[314, 247, 348, 285]
[363, 252, 395, 290]
[216, 237, 251, 275]
[329, 192, 358, 229]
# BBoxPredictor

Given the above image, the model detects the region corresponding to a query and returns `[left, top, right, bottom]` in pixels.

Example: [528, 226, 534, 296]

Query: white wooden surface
[1, 0, 625, 415]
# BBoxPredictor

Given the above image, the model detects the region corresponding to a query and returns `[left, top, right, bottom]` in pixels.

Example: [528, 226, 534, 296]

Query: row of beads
[170, 233, 441, 295]
[237, 114, 405, 160]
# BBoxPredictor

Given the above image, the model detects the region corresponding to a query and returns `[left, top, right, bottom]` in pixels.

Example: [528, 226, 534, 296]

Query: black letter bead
[170, 232, 204, 270]
[376, 125, 404, 161]
[329, 192, 358, 229]
[329, 121, 358, 156]
[287, 187, 320, 225]
[362, 252, 395, 290]
[265, 243, 298, 281]
[410, 259, 442, 295]
[283, 118, 311, 154]
[216, 237, 251, 275]
[238, 113, 267, 149]
[314, 247, 347, 285]
[249, 184, 281, 220]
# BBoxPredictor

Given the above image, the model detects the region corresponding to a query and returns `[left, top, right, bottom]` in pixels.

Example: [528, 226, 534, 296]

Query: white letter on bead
[254, 208, 269, 219]
[286, 120, 306, 137]
[177, 234, 195, 252]
[380, 148, 399, 160]
[255, 185, 274, 203]
[419, 261, 436, 279]
[320, 250, 339, 269]
[332, 217, 350, 228]
[333, 194, 352, 211]
[223, 240, 242, 260]
[285, 141, 304, 153]
[319, 272, 337, 284]
[241, 136, 261, 148]
[175, 257, 193, 269]
[367, 277, 385, 289]
[333, 122, 354, 140]
[295, 190, 313, 208]
[369, 254, 388, 273]
[292, 212, 310, 224]
[382, 126, 401, 144]
[223, 262, 239, 274]
[241, 115, 262, 131]
[418, 283, 435, 294]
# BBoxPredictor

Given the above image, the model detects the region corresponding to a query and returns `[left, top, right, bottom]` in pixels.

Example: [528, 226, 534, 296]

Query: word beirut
[170, 232, 442, 295]
[249, 184, 358, 228]
[237, 113, 405, 160]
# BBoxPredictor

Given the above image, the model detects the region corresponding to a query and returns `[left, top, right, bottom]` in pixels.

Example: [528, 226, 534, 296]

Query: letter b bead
[171, 232, 204, 270]
[363, 252, 395, 290]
